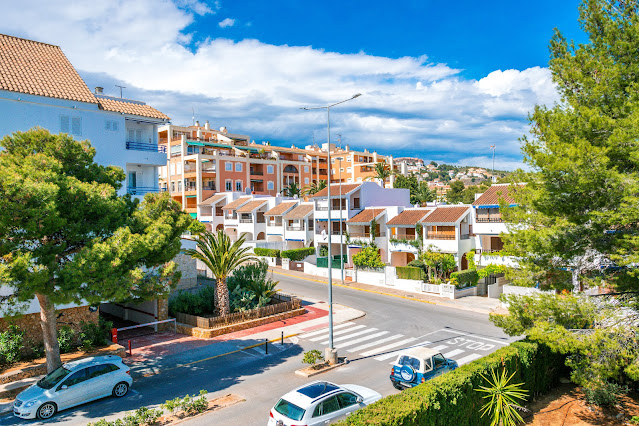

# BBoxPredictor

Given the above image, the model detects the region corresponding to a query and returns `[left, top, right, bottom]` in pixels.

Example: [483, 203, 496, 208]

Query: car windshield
[37, 366, 71, 389]
[274, 398, 306, 421]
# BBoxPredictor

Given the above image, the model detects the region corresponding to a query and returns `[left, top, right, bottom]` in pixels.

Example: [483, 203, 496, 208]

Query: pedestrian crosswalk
[298, 323, 505, 367]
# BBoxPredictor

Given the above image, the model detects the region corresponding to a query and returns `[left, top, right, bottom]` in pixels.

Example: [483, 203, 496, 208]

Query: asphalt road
[4, 272, 515, 426]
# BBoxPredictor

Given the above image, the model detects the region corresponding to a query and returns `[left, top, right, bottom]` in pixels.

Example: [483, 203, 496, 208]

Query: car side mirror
[356, 396, 363, 403]
[60, 385, 68, 391]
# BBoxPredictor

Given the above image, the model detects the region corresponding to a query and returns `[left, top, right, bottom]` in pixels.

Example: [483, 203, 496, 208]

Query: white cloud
[0, 0, 559, 170]
[218, 18, 235, 28]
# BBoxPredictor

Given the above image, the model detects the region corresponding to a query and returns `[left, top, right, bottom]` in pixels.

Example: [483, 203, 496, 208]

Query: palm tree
[184, 230, 256, 316]
[285, 181, 301, 197]
[303, 180, 327, 196]
[365, 162, 393, 187]
[415, 182, 436, 205]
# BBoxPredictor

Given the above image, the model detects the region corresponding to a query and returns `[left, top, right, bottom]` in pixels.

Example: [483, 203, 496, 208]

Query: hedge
[450, 269, 479, 289]
[396, 266, 425, 281]
[281, 247, 315, 261]
[253, 248, 281, 258]
[338, 340, 565, 426]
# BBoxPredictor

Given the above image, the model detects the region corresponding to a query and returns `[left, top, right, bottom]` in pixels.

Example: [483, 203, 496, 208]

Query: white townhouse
[471, 184, 521, 268]
[386, 208, 434, 267]
[264, 201, 299, 248]
[282, 204, 315, 249]
[0, 34, 170, 200]
[197, 193, 229, 231]
[420, 205, 475, 270]
[345, 207, 398, 265]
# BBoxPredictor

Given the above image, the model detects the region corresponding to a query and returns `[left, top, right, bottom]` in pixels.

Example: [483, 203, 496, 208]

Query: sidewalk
[126, 301, 364, 378]
[270, 266, 505, 315]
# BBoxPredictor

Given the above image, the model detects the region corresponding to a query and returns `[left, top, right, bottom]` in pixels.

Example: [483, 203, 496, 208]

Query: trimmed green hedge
[253, 248, 281, 258]
[450, 269, 479, 289]
[339, 341, 564, 426]
[396, 266, 425, 281]
[281, 247, 315, 261]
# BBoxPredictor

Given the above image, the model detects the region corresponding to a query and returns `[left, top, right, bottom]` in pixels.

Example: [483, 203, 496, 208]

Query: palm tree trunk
[216, 277, 231, 316]
[36, 293, 62, 373]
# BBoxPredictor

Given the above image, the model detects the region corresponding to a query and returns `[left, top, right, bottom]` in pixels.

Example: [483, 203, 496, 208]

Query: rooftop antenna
[115, 85, 126, 98]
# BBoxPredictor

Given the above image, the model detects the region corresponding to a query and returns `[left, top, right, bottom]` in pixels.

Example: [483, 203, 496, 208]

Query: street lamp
[336, 133, 345, 287]
[490, 145, 496, 183]
[301, 93, 361, 364]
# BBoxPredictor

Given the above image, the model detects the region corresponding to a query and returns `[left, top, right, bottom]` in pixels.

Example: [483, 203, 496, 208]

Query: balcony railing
[348, 232, 386, 238]
[239, 219, 254, 223]
[127, 187, 160, 195]
[126, 141, 166, 153]
[250, 170, 264, 175]
[286, 226, 305, 231]
[425, 233, 456, 240]
[475, 217, 504, 223]
[316, 206, 329, 211]
[460, 234, 470, 240]
[392, 234, 416, 240]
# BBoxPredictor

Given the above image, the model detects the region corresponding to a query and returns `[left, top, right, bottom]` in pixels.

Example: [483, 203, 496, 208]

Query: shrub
[254, 248, 280, 257]
[228, 260, 279, 304]
[229, 286, 257, 312]
[352, 246, 385, 270]
[583, 381, 628, 406]
[78, 318, 112, 351]
[57, 326, 77, 354]
[319, 245, 329, 257]
[450, 269, 479, 288]
[338, 341, 564, 426]
[477, 264, 508, 280]
[0, 325, 23, 366]
[169, 285, 216, 316]
[302, 349, 323, 365]
[281, 247, 315, 261]
[396, 266, 425, 281]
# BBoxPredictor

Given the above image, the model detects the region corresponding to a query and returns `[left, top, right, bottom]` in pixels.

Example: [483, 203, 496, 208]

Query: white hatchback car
[268, 381, 381, 426]
[13, 355, 132, 420]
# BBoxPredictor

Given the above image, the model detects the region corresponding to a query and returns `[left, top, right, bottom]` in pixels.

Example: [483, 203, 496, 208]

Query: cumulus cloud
[218, 18, 235, 28]
[0, 0, 559, 170]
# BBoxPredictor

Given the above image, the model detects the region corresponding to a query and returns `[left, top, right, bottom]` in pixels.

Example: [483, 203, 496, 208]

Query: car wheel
[37, 402, 57, 420]
[112, 382, 129, 397]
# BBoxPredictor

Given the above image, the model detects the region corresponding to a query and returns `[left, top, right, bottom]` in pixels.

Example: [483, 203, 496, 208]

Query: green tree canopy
[503, 0, 639, 290]
[0, 128, 193, 372]
[393, 174, 436, 205]
[446, 180, 465, 204]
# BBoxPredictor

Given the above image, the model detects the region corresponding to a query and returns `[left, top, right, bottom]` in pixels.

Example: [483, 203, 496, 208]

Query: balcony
[286, 225, 305, 231]
[126, 141, 166, 153]
[475, 217, 504, 223]
[127, 187, 160, 195]
[240, 219, 254, 224]
[425, 233, 456, 240]
[349, 232, 386, 238]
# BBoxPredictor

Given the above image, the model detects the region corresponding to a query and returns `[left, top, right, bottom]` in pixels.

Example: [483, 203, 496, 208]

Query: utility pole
[115, 85, 126, 98]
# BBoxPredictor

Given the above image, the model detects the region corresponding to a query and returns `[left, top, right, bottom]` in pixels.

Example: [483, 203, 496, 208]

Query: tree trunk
[216, 278, 230, 316]
[36, 293, 62, 373]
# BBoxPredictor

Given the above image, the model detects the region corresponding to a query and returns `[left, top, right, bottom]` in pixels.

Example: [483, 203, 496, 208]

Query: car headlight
[24, 401, 36, 408]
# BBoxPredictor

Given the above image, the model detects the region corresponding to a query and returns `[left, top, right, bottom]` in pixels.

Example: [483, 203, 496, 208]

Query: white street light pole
[490, 145, 496, 183]
[301, 93, 361, 363]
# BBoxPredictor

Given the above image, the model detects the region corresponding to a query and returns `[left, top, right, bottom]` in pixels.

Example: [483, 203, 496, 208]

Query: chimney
[195, 120, 200, 127]
[94, 87, 103, 94]
[204, 120, 210, 130]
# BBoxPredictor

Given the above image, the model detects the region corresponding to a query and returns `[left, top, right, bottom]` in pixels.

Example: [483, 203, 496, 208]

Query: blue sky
[0, 0, 587, 169]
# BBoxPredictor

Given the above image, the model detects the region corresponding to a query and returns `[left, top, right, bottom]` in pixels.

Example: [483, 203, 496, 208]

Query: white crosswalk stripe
[319, 327, 379, 345]
[375, 341, 432, 361]
[443, 349, 465, 358]
[360, 338, 418, 357]
[337, 331, 389, 349]
[456, 353, 483, 365]
[299, 322, 355, 338]
[347, 334, 405, 353]
[309, 324, 367, 341]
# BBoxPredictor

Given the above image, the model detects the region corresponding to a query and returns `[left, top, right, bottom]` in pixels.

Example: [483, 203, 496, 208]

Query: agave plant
[284, 181, 301, 197]
[475, 368, 528, 426]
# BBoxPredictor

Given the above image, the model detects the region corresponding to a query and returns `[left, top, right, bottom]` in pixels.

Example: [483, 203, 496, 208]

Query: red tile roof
[311, 184, 361, 198]
[222, 197, 251, 210]
[198, 193, 227, 206]
[0, 33, 97, 104]
[387, 209, 433, 226]
[420, 206, 470, 223]
[472, 184, 520, 206]
[236, 199, 268, 213]
[264, 202, 298, 216]
[284, 204, 314, 219]
[346, 208, 385, 224]
[97, 97, 169, 120]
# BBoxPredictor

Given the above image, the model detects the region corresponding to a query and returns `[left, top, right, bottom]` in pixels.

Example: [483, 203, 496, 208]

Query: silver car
[13, 355, 132, 420]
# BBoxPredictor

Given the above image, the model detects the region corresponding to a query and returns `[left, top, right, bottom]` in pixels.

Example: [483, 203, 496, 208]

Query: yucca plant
[184, 230, 256, 316]
[475, 368, 528, 426]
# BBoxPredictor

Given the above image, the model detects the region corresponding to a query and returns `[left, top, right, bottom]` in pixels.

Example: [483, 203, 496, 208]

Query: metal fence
[174, 293, 301, 329]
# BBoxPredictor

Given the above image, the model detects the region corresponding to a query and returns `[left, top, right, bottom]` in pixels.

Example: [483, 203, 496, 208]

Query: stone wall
[174, 253, 198, 290]
[0, 305, 98, 348]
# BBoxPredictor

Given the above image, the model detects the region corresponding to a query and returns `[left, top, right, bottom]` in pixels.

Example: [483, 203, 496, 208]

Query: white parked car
[13, 355, 132, 420]
[268, 381, 381, 426]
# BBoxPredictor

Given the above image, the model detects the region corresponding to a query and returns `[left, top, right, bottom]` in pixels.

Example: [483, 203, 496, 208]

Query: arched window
[284, 165, 298, 173]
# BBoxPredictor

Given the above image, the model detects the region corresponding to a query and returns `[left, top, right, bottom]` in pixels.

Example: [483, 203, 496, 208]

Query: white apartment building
[264, 201, 299, 248]
[420, 206, 474, 270]
[283, 204, 315, 249]
[386, 208, 434, 266]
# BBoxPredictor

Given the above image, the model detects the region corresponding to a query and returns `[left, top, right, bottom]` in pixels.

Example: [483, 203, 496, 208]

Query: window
[236, 180, 243, 191]
[267, 181, 274, 190]
[170, 163, 176, 176]
[304, 177, 309, 184]
[397, 355, 421, 371]
[176, 162, 182, 174]
[235, 163, 243, 172]
[128, 129, 135, 142]
[347, 178, 352, 183]
[347, 167, 352, 173]
[171, 182, 175, 192]
[267, 165, 274, 174]
[112, 121, 119, 131]
[313, 396, 340, 417]
[62, 368, 89, 387]
[88, 364, 118, 379]
[304, 166, 309, 173]
[433, 354, 447, 368]
[105, 121, 111, 131]
[128, 172, 137, 188]
[339, 168, 344, 173]
[336, 392, 359, 409]
[177, 181, 182, 192]
[226, 180, 232, 191]
[274, 399, 305, 422]
[352, 198, 360, 209]
[60, 115, 70, 133]
[225, 162, 233, 171]
[347, 157, 351, 162]
[136, 130, 142, 143]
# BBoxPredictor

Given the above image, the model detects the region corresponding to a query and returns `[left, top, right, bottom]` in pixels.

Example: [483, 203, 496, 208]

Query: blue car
[389, 347, 458, 390]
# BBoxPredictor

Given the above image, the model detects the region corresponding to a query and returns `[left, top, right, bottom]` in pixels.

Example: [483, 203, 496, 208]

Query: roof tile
[387, 209, 433, 226]
[284, 204, 314, 219]
[472, 184, 520, 206]
[222, 197, 251, 210]
[311, 184, 361, 198]
[346, 208, 385, 224]
[97, 97, 169, 120]
[236, 200, 268, 213]
[264, 202, 298, 216]
[198, 193, 227, 206]
[420, 206, 470, 223]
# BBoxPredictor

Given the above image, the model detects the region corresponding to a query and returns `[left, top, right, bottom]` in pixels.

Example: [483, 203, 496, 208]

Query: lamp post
[490, 145, 496, 183]
[301, 93, 361, 363]
[336, 154, 345, 285]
